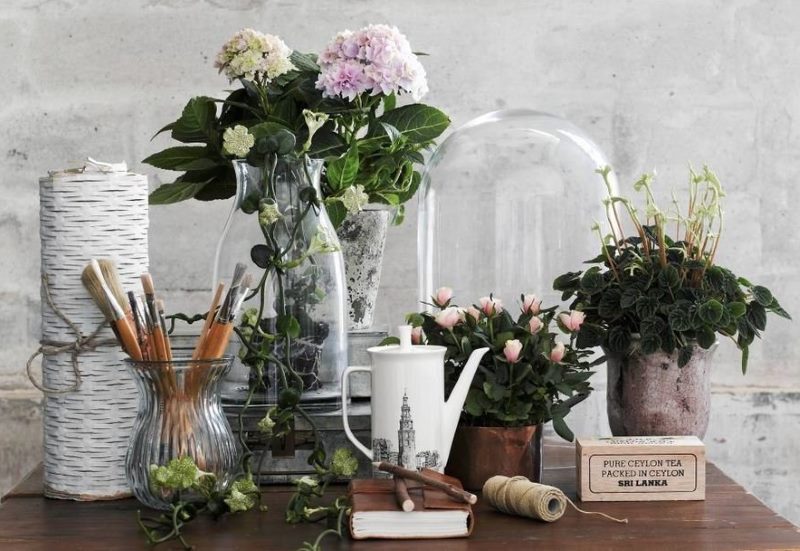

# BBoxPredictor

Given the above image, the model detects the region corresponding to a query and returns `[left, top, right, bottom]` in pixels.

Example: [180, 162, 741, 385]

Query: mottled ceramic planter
[605, 341, 717, 438]
[336, 207, 390, 330]
[445, 425, 543, 491]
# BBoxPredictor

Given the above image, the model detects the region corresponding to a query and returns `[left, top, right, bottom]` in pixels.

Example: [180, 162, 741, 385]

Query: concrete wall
[1, 0, 798, 525]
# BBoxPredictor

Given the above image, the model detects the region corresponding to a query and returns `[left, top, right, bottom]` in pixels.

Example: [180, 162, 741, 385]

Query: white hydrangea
[222, 125, 255, 157]
[341, 184, 369, 214]
[258, 200, 282, 227]
[214, 28, 295, 82]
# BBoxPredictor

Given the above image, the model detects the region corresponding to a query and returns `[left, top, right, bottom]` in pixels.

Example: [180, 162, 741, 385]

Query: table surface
[1, 441, 798, 551]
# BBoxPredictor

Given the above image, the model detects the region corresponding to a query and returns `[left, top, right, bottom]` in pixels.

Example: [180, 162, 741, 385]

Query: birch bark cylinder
[39, 166, 148, 500]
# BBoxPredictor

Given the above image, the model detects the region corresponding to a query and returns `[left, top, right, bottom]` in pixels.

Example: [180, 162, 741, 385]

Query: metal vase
[444, 425, 543, 491]
[605, 342, 717, 438]
[336, 207, 390, 330]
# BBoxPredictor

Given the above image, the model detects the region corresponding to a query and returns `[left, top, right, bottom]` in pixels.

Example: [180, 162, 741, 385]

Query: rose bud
[528, 316, 544, 334]
[550, 341, 566, 363]
[434, 306, 462, 329]
[558, 310, 586, 332]
[433, 286, 453, 308]
[522, 294, 542, 315]
[503, 339, 523, 364]
[479, 296, 504, 316]
[411, 326, 424, 344]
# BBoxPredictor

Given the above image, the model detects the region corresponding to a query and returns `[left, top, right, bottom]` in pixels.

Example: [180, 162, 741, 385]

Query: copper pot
[445, 425, 543, 491]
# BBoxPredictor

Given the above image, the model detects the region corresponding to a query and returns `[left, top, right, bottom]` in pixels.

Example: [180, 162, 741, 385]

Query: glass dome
[418, 109, 618, 308]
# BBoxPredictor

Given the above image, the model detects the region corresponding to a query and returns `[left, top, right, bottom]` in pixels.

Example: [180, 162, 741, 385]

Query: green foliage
[410, 295, 599, 440]
[553, 166, 790, 372]
[137, 457, 262, 550]
[145, 58, 450, 227]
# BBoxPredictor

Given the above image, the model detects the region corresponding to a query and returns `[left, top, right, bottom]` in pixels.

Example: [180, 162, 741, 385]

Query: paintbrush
[81, 259, 142, 360]
[193, 282, 225, 360]
[128, 291, 150, 359]
[156, 299, 172, 361]
[216, 263, 246, 324]
[199, 272, 252, 360]
[141, 273, 168, 360]
[98, 260, 129, 318]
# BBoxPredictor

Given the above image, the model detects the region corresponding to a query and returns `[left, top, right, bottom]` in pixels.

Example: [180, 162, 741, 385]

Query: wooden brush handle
[151, 328, 169, 361]
[114, 318, 142, 361]
[193, 283, 225, 360]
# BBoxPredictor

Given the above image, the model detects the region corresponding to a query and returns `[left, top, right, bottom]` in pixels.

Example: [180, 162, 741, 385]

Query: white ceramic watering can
[341, 325, 489, 472]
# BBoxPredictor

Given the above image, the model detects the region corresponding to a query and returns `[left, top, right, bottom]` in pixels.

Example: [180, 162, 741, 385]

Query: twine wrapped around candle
[483, 475, 628, 524]
[26, 275, 118, 394]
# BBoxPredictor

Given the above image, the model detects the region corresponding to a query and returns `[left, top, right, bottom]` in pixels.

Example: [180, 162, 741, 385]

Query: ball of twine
[483, 475, 628, 524]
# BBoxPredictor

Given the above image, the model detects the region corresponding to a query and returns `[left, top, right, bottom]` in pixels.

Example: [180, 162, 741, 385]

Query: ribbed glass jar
[125, 356, 240, 510]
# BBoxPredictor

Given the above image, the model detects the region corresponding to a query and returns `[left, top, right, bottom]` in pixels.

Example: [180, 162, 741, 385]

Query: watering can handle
[341, 366, 373, 460]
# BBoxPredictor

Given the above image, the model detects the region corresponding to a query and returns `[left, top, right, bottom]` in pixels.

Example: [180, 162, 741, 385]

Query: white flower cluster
[316, 24, 428, 101]
[214, 28, 295, 82]
[222, 125, 255, 157]
[341, 184, 369, 214]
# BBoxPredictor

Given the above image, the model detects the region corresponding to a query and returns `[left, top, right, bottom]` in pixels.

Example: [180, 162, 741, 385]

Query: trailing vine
[143, 147, 356, 549]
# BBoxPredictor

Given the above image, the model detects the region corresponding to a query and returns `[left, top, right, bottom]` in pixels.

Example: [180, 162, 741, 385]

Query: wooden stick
[373, 462, 477, 505]
[394, 475, 415, 512]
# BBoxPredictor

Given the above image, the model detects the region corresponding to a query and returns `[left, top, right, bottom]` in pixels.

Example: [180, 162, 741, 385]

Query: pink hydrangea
[315, 59, 368, 102]
[316, 24, 428, 101]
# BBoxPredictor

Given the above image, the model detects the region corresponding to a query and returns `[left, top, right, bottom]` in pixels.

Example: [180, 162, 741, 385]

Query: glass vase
[125, 357, 240, 510]
[213, 157, 347, 412]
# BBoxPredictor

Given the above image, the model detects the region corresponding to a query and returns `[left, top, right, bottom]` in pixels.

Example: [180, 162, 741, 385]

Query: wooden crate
[576, 436, 705, 501]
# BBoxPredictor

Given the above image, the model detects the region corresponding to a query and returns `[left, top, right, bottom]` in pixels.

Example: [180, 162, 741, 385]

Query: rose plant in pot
[405, 288, 600, 491]
[554, 166, 790, 438]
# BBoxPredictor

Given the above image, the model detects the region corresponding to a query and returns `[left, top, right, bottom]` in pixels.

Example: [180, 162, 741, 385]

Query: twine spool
[483, 475, 628, 524]
[36, 160, 148, 500]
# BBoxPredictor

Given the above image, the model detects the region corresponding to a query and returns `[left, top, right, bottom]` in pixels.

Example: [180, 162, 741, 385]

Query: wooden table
[2, 441, 798, 550]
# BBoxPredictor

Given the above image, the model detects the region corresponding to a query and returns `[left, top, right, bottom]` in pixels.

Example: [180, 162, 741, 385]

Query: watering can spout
[440, 347, 490, 462]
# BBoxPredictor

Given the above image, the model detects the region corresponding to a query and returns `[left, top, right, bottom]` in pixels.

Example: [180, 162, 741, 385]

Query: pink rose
[434, 307, 461, 329]
[503, 339, 523, 364]
[550, 341, 566, 363]
[479, 296, 503, 316]
[466, 306, 481, 322]
[411, 326, 424, 344]
[433, 286, 453, 307]
[528, 316, 543, 334]
[558, 310, 586, 332]
[522, 294, 542, 315]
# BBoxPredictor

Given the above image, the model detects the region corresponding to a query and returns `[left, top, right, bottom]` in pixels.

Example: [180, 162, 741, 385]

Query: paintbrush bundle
[83, 260, 251, 471]
[82, 260, 250, 365]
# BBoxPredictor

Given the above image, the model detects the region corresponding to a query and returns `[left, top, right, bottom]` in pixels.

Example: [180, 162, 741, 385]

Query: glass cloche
[417, 109, 618, 308]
